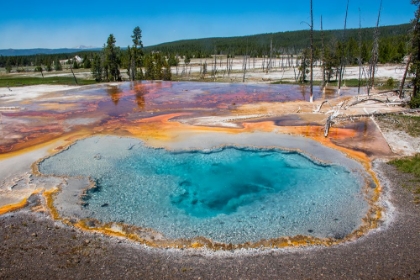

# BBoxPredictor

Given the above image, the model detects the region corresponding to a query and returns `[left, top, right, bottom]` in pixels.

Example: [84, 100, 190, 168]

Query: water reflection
[299, 85, 307, 100]
[106, 86, 122, 106]
[131, 82, 146, 111]
[102, 81, 360, 111]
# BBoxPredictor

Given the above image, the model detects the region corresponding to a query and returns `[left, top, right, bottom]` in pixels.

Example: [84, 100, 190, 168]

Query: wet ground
[0, 81, 389, 158]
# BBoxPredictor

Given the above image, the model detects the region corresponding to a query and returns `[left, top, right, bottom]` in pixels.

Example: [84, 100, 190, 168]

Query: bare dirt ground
[171, 57, 409, 85]
[1, 58, 410, 86]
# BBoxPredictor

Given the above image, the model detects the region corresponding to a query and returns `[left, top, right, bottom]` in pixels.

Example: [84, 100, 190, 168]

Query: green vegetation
[128, 26, 144, 80]
[143, 23, 410, 61]
[143, 52, 171, 81]
[391, 154, 420, 177]
[0, 23, 412, 71]
[409, 95, 420, 108]
[5, 59, 11, 73]
[0, 51, 98, 71]
[323, 79, 361, 87]
[91, 53, 102, 82]
[377, 114, 420, 137]
[0, 76, 96, 87]
[103, 34, 121, 81]
[389, 154, 420, 204]
[54, 58, 62, 71]
[0, 18, 416, 87]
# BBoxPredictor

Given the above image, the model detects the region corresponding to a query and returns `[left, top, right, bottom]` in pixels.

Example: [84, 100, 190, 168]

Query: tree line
[0, 23, 411, 74]
[143, 23, 410, 62]
[91, 27, 172, 82]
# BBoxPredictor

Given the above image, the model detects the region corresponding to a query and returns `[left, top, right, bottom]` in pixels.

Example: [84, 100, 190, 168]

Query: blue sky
[0, 0, 416, 49]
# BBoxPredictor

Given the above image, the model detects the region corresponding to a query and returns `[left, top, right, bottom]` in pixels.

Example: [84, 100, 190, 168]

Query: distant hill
[144, 23, 412, 56]
[0, 48, 101, 57]
[0, 23, 411, 58]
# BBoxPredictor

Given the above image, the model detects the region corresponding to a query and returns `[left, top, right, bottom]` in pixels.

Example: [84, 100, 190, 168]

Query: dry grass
[376, 114, 420, 138]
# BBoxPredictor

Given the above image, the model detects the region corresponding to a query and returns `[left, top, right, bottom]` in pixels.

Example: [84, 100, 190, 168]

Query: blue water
[39, 136, 368, 244]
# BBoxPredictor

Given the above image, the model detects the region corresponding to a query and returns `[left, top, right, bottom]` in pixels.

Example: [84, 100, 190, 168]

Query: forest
[0, 23, 411, 72]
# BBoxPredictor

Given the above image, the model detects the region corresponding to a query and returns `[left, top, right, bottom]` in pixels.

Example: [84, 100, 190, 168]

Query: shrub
[386, 77, 395, 88]
[409, 95, 420, 108]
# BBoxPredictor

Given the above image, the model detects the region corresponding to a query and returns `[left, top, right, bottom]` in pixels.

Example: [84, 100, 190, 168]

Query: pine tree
[168, 53, 179, 66]
[5, 58, 12, 73]
[83, 55, 91, 69]
[103, 34, 121, 81]
[46, 60, 53, 72]
[143, 54, 154, 80]
[91, 53, 103, 82]
[162, 59, 172, 81]
[54, 58, 62, 71]
[153, 52, 163, 80]
[360, 42, 370, 63]
[131, 26, 144, 80]
[124, 46, 132, 78]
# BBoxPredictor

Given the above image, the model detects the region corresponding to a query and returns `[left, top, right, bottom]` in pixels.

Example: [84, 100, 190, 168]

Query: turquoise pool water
[39, 136, 368, 244]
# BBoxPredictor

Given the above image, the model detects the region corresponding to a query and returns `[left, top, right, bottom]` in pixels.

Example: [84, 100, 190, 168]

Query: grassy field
[377, 114, 420, 138]
[389, 154, 420, 204]
[380, 114, 420, 204]
[0, 76, 97, 87]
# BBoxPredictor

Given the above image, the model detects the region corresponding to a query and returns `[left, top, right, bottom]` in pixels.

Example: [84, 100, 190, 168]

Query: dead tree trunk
[400, 54, 412, 98]
[310, 0, 314, 103]
[70, 66, 78, 85]
[268, 38, 273, 73]
[324, 115, 333, 137]
[358, 8, 363, 95]
[242, 55, 248, 83]
[213, 47, 217, 81]
[338, 0, 349, 91]
[400, 8, 420, 98]
[369, 0, 382, 95]
[321, 15, 326, 90]
[226, 54, 230, 76]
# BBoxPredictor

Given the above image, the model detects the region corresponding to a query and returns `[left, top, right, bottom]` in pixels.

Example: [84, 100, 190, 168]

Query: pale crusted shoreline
[0, 161, 419, 279]
[32, 134, 374, 249]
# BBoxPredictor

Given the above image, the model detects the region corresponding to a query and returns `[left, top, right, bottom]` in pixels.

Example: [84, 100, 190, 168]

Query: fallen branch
[347, 98, 388, 107]
[313, 100, 328, 113]
[324, 110, 340, 137]
[324, 115, 333, 137]
[335, 108, 420, 120]
[376, 89, 400, 95]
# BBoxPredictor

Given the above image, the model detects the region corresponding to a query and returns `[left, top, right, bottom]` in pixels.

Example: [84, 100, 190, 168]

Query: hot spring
[39, 135, 371, 245]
